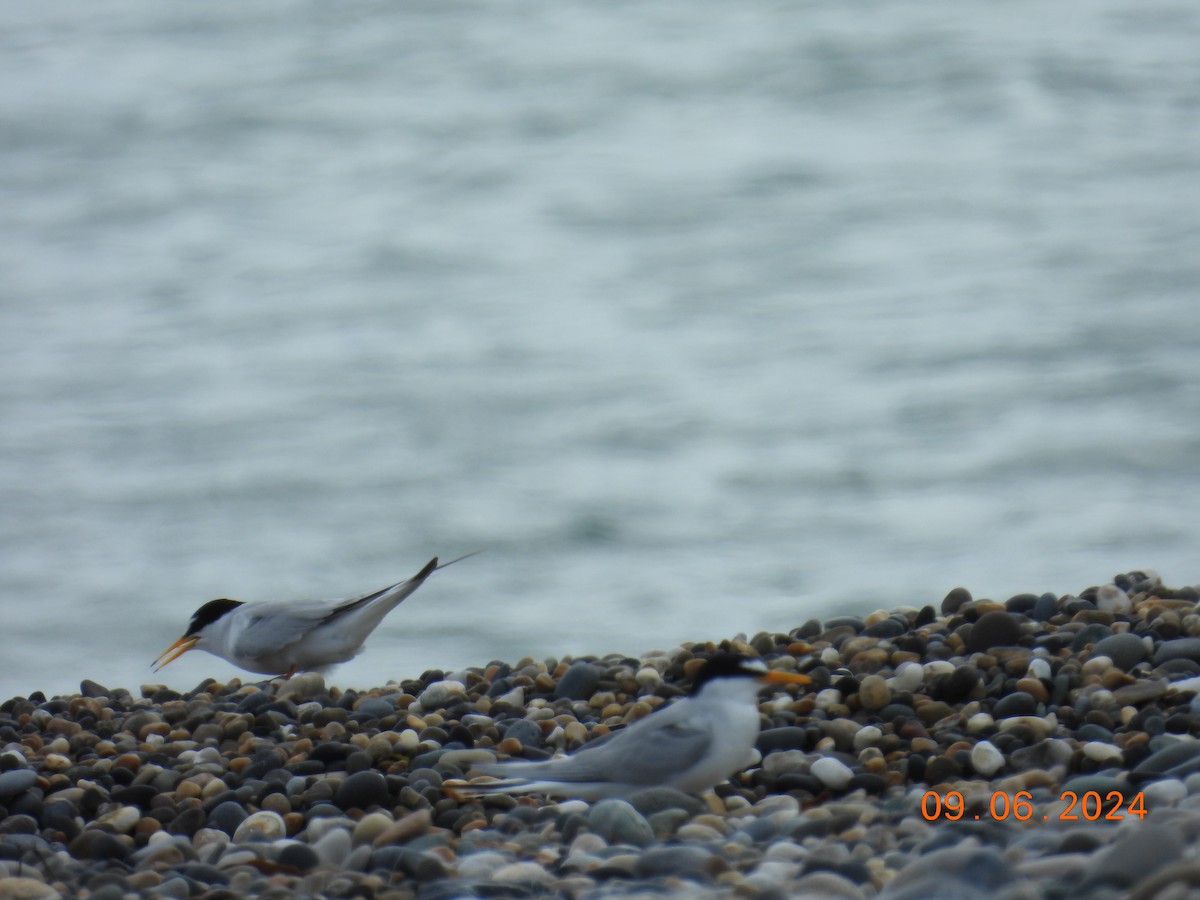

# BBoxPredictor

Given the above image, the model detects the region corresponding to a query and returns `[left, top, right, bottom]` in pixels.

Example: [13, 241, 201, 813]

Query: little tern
[456, 653, 811, 799]
[153, 554, 470, 677]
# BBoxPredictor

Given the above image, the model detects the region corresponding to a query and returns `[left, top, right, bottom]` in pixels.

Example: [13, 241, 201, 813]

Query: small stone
[857, 675, 890, 711]
[276, 842, 320, 872]
[355, 697, 396, 720]
[811, 757, 854, 791]
[891, 662, 924, 693]
[0, 877, 61, 900]
[853, 725, 883, 752]
[1081, 742, 1123, 765]
[1077, 823, 1183, 892]
[1154, 639, 1200, 666]
[334, 770, 388, 811]
[942, 587, 972, 615]
[1031, 593, 1059, 621]
[1131, 742, 1200, 783]
[1112, 681, 1168, 706]
[1095, 584, 1132, 614]
[587, 799, 654, 847]
[627, 787, 706, 817]
[1143, 778, 1188, 807]
[207, 801, 248, 836]
[372, 808, 431, 846]
[492, 861, 554, 884]
[352, 812, 394, 846]
[232, 810, 286, 843]
[555, 662, 603, 701]
[416, 680, 465, 709]
[633, 845, 721, 879]
[993, 691, 1038, 718]
[0, 770, 38, 801]
[313, 826, 352, 866]
[970, 740, 1005, 776]
[967, 611, 1023, 651]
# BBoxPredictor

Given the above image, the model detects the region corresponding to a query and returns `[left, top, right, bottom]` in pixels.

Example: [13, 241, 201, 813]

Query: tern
[152, 554, 471, 677]
[456, 653, 811, 799]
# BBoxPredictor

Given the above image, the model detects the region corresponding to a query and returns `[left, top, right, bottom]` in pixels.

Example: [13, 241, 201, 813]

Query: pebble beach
[5, 571, 1200, 899]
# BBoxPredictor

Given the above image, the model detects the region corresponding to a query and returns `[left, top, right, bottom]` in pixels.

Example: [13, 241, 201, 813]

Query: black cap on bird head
[185, 598, 244, 637]
[689, 651, 812, 694]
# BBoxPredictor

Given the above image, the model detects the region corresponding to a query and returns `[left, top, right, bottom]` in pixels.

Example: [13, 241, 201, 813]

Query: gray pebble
[1072, 623, 1114, 651]
[334, 770, 388, 811]
[1131, 742, 1200, 783]
[502, 718, 543, 747]
[554, 662, 602, 701]
[633, 845, 719, 879]
[1077, 823, 1184, 892]
[586, 799, 654, 847]
[1154, 638, 1200, 666]
[207, 800, 248, 835]
[1094, 633, 1148, 670]
[0, 769, 37, 801]
[967, 611, 1022, 651]
[354, 696, 396, 720]
[627, 786, 706, 817]
[993, 691, 1037, 718]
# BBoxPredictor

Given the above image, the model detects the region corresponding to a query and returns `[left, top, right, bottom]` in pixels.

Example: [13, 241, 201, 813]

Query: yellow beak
[152, 635, 199, 671]
[761, 669, 812, 686]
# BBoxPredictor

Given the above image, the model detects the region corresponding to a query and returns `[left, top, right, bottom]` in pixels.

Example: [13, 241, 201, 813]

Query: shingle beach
[4, 570, 1200, 899]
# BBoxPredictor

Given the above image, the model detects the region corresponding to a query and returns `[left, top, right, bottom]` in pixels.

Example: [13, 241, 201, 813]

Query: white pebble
[233, 810, 286, 843]
[1027, 658, 1052, 681]
[814, 688, 843, 710]
[1144, 778, 1188, 807]
[456, 851, 510, 880]
[1082, 656, 1113, 677]
[924, 660, 956, 678]
[493, 862, 554, 884]
[966, 713, 995, 734]
[1081, 742, 1123, 765]
[1096, 584, 1132, 614]
[635, 667, 663, 690]
[820, 647, 842, 666]
[891, 661, 925, 693]
[970, 740, 1005, 776]
[853, 725, 883, 751]
[416, 680, 466, 709]
[811, 756, 854, 791]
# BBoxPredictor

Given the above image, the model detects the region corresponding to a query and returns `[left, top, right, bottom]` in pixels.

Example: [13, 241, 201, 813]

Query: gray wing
[230, 600, 337, 660]
[481, 713, 716, 787]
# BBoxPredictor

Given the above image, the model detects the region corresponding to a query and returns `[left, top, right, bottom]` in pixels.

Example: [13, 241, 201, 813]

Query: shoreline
[2, 570, 1199, 897]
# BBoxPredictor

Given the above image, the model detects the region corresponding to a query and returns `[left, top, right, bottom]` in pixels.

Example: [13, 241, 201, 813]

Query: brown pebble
[496, 737, 523, 756]
[373, 808, 432, 846]
[858, 675, 891, 711]
[135, 817, 161, 838]
[1015, 678, 1049, 703]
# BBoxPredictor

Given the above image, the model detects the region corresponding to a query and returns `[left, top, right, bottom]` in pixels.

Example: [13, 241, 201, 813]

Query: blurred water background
[2, 2, 1199, 701]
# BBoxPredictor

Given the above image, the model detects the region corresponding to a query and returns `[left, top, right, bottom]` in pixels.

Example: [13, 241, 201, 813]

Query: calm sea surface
[2, 2, 1199, 701]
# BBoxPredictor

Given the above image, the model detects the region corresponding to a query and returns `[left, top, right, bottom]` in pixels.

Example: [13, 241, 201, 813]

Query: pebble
[967, 611, 1023, 651]
[1094, 632, 1149, 670]
[970, 740, 1005, 776]
[3, 570, 1200, 897]
[586, 799, 655, 847]
[811, 756, 854, 791]
[0, 770, 38, 800]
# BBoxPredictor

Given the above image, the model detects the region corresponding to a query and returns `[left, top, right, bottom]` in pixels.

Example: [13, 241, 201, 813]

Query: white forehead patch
[741, 658, 768, 675]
